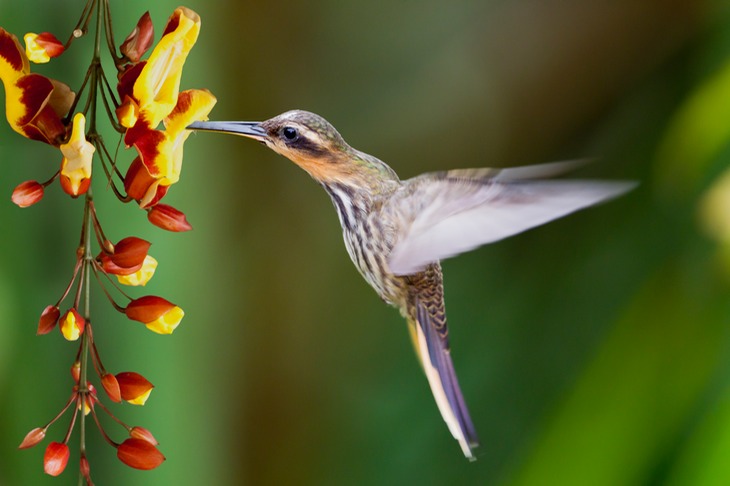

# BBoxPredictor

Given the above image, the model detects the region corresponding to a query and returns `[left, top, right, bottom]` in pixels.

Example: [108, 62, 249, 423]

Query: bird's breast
[323, 182, 408, 305]
[340, 217, 407, 306]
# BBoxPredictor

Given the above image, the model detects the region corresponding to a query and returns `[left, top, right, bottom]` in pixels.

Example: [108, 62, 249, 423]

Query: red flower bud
[147, 204, 193, 232]
[120, 12, 154, 63]
[98, 253, 143, 276]
[117, 438, 165, 470]
[130, 426, 159, 445]
[18, 427, 46, 449]
[101, 373, 121, 403]
[33, 32, 65, 58]
[70, 360, 81, 383]
[43, 442, 70, 476]
[11, 180, 44, 208]
[110, 237, 151, 269]
[37, 305, 60, 335]
[116, 372, 154, 405]
[125, 296, 175, 323]
[80, 454, 91, 483]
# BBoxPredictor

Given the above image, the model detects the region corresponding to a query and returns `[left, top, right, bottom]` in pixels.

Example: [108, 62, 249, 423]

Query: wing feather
[387, 166, 635, 275]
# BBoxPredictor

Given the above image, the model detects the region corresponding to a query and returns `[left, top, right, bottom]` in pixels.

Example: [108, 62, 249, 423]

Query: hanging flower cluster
[3, 1, 215, 482]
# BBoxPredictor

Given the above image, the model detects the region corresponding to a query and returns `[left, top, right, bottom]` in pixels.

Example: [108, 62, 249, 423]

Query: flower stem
[77, 1, 105, 484]
[77, 191, 93, 486]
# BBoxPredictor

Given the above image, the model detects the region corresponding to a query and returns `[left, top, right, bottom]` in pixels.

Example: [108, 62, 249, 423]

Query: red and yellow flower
[125, 295, 184, 334]
[24, 32, 64, 64]
[117, 255, 158, 286]
[59, 113, 95, 197]
[118, 8, 216, 208]
[115, 371, 154, 405]
[8, 5, 213, 479]
[60, 308, 85, 341]
[0, 28, 73, 145]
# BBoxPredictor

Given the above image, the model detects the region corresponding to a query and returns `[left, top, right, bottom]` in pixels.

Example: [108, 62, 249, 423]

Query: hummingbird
[188, 110, 634, 460]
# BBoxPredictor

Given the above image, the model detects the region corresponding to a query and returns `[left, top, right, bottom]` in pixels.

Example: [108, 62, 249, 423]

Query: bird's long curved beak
[187, 121, 267, 141]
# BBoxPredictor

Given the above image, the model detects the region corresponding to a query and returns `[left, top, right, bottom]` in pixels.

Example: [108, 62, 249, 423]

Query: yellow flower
[132, 7, 200, 128]
[125, 89, 216, 207]
[151, 88, 217, 186]
[117, 255, 158, 286]
[59, 113, 95, 196]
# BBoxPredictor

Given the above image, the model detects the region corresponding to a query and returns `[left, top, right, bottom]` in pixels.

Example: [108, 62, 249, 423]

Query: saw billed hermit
[189, 110, 634, 460]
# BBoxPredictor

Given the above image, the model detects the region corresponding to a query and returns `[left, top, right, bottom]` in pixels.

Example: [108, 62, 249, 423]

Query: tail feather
[412, 300, 479, 460]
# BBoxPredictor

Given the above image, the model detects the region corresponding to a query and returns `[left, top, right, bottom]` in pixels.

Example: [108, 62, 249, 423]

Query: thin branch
[93, 138, 130, 201]
[90, 259, 132, 309]
[89, 405, 120, 447]
[64, 0, 95, 48]
[43, 393, 78, 429]
[102, 0, 122, 63]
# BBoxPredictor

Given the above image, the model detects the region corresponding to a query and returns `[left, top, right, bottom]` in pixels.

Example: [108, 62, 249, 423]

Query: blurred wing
[410, 297, 479, 460]
[387, 166, 636, 275]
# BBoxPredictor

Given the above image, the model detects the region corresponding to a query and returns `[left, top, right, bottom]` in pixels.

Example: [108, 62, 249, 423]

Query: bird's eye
[282, 126, 298, 141]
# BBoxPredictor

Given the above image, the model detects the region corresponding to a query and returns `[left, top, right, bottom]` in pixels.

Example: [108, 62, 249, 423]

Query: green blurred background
[1, 0, 729, 484]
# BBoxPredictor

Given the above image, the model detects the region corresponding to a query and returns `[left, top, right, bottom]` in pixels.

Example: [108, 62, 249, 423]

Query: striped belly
[324, 182, 406, 305]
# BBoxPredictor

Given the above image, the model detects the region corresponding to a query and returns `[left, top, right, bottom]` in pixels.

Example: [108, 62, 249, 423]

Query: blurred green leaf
[505, 261, 728, 486]
[655, 57, 730, 196]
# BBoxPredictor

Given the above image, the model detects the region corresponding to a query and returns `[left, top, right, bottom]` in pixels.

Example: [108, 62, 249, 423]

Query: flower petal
[125, 295, 183, 334]
[8, 73, 68, 144]
[117, 438, 165, 470]
[37, 305, 60, 335]
[0, 28, 29, 84]
[101, 373, 122, 403]
[163, 88, 216, 136]
[60, 113, 95, 196]
[117, 255, 157, 286]
[60, 308, 85, 341]
[115, 371, 154, 405]
[24, 32, 64, 63]
[110, 236, 151, 269]
[0, 29, 73, 144]
[130, 426, 159, 445]
[132, 7, 200, 128]
[145, 305, 183, 334]
[124, 156, 170, 208]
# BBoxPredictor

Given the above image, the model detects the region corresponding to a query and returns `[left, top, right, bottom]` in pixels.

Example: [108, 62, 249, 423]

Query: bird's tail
[408, 299, 479, 460]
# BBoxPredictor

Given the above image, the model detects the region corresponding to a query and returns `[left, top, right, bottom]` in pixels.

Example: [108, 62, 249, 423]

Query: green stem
[77, 1, 104, 484]
[78, 191, 93, 486]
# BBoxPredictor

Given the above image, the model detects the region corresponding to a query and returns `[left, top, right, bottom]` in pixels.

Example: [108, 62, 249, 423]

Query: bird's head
[189, 110, 370, 184]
